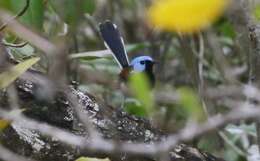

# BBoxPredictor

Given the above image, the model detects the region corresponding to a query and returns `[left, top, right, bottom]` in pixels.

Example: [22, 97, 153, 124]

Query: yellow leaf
[0, 57, 40, 89]
[75, 157, 110, 161]
[0, 119, 11, 130]
[147, 0, 229, 34]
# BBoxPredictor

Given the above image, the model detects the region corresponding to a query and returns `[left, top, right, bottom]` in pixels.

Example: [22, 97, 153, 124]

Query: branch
[3, 72, 260, 160]
[0, 71, 229, 161]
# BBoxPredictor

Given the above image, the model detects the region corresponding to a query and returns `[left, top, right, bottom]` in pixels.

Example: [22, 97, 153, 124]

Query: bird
[99, 20, 156, 86]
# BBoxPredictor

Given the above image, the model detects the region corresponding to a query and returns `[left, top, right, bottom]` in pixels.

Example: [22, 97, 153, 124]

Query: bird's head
[130, 56, 155, 73]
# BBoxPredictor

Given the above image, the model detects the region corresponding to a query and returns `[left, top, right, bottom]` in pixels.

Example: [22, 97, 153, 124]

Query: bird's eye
[140, 61, 145, 65]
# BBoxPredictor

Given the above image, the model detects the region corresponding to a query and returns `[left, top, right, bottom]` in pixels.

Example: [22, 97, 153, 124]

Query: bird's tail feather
[99, 20, 129, 69]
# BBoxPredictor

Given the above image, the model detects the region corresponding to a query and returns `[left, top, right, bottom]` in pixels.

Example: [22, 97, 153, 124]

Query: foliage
[177, 87, 205, 122]
[0, 0, 44, 30]
[50, 0, 95, 28]
[0, 119, 10, 130]
[0, 0, 258, 161]
[0, 57, 40, 89]
[129, 73, 154, 116]
[254, 4, 260, 21]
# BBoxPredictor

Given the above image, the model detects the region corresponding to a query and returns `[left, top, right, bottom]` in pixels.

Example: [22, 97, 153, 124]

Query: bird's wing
[99, 21, 129, 69]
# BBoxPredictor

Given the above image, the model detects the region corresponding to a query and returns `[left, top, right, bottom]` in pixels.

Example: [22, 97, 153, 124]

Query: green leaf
[51, 0, 95, 28]
[0, 1, 12, 10]
[0, 57, 40, 89]
[129, 73, 154, 116]
[224, 148, 240, 161]
[216, 21, 236, 38]
[177, 87, 205, 121]
[197, 134, 220, 152]
[10, 0, 44, 30]
[125, 98, 148, 117]
[10, 43, 35, 58]
[254, 4, 260, 21]
[122, 0, 137, 9]
[83, 0, 96, 14]
[75, 157, 110, 161]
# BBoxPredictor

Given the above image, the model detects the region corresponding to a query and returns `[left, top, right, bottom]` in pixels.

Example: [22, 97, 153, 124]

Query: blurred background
[1, 0, 260, 161]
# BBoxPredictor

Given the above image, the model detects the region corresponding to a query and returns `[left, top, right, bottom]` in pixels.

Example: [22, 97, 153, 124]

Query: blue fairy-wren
[99, 21, 156, 86]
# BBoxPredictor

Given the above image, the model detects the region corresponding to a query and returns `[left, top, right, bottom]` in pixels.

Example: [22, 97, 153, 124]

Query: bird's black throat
[144, 61, 155, 87]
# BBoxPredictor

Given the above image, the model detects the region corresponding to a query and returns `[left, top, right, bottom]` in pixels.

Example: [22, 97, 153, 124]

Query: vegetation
[0, 0, 260, 161]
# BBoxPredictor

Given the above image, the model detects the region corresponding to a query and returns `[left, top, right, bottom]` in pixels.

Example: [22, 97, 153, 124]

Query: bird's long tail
[99, 21, 129, 69]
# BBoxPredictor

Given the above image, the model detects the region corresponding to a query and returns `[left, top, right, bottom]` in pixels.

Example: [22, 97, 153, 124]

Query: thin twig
[0, 11, 56, 54]
[2, 41, 28, 48]
[207, 31, 238, 83]
[1, 102, 260, 157]
[197, 33, 205, 90]
[0, 0, 30, 31]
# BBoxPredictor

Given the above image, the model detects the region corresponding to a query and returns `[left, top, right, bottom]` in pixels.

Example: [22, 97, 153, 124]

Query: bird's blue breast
[130, 56, 153, 72]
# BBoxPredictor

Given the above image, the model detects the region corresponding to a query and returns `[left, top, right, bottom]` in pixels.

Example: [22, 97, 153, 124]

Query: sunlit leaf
[75, 157, 110, 161]
[0, 57, 40, 89]
[129, 73, 154, 116]
[177, 87, 205, 121]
